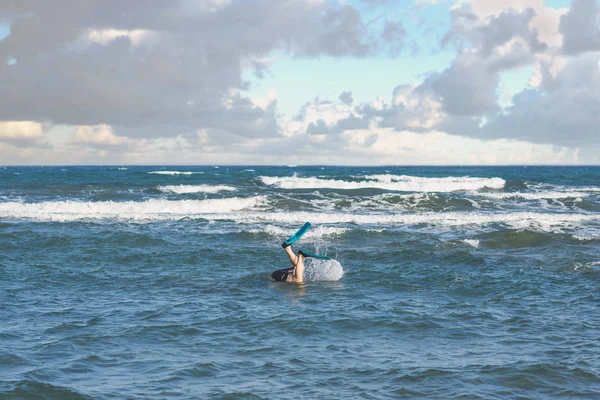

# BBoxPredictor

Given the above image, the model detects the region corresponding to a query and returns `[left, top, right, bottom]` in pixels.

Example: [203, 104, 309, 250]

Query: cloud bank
[0, 0, 598, 165]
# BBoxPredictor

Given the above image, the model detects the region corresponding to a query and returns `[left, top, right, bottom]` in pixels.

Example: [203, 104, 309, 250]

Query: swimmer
[271, 243, 307, 283]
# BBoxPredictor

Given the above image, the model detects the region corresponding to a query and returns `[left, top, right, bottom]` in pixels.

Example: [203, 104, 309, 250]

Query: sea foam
[257, 225, 348, 239]
[0, 197, 265, 222]
[234, 211, 599, 233]
[260, 175, 505, 192]
[148, 171, 203, 175]
[471, 191, 588, 200]
[158, 185, 237, 194]
[1, 199, 598, 233]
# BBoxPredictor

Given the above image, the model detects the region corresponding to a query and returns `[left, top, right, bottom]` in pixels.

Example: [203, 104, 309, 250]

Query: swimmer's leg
[293, 252, 305, 283]
[284, 245, 299, 267]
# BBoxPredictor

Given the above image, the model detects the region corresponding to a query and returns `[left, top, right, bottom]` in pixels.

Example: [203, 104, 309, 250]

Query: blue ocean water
[1, 165, 600, 399]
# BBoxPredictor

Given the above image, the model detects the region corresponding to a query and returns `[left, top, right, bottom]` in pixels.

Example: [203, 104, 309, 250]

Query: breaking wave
[471, 191, 588, 200]
[148, 171, 203, 175]
[260, 174, 505, 192]
[0, 197, 266, 222]
[253, 225, 349, 239]
[158, 185, 237, 194]
[234, 211, 599, 233]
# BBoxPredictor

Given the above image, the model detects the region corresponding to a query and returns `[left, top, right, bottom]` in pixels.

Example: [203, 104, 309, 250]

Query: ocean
[1, 165, 599, 399]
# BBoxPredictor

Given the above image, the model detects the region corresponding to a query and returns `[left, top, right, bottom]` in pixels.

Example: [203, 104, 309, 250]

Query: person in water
[271, 243, 308, 283]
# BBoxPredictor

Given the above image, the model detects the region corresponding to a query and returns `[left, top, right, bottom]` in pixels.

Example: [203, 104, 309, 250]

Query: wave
[232, 211, 599, 232]
[157, 185, 237, 194]
[572, 261, 600, 272]
[252, 225, 349, 239]
[0, 197, 598, 232]
[472, 191, 588, 200]
[341, 193, 480, 211]
[573, 234, 600, 241]
[0, 197, 265, 222]
[260, 175, 505, 192]
[148, 171, 203, 175]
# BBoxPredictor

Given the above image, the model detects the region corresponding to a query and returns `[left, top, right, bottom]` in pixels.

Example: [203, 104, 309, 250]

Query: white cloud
[86, 29, 156, 46]
[74, 124, 129, 146]
[346, 128, 581, 165]
[469, 0, 567, 48]
[0, 121, 45, 140]
[0, 0, 598, 165]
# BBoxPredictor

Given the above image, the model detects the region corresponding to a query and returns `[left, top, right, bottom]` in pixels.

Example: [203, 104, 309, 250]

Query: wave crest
[158, 185, 236, 194]
[148, 171, 202, 175]
[261, 174, 505, 192]
[0, 197, 265, 222]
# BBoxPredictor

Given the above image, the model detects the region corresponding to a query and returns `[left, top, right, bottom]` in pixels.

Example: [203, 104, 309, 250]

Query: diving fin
[282, 222, 311, 248]
[298, 250, 331, 260]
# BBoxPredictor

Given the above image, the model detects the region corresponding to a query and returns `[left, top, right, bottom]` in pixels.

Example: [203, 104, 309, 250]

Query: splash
[462, 239, 480, 248]
[304, 258, 344, 281]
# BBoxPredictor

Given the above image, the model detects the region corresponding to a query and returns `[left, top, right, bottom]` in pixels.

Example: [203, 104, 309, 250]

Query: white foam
[0, 197, 265, 222]
[462, 239, 480, 248]
[304, 259, 344, 281]
[157, 185, 237, 194]
[148, 171, 202, 175]
[573, 234, 599, 241]
[326, 193, 438, 213]
[1, 198, 598, 232]
[261, 175, 505, 192]
[232, 211, 600, 233]
[472, 191, 588, 200]
[255, 225, 348, 239]
[573, 261, 600, 271]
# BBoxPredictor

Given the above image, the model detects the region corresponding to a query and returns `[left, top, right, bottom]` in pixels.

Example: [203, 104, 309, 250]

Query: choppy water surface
[1, 166, 600, 399]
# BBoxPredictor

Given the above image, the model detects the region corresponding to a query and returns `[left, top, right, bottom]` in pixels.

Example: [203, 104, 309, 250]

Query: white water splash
[462, 239, 480, 248]
[304, 258, 344, 281]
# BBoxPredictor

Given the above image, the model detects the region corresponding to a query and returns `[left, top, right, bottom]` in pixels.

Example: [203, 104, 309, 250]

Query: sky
[0, 0, 599, 165]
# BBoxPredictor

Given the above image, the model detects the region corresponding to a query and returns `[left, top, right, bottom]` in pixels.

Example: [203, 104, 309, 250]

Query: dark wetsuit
[271, 267, 294, 282]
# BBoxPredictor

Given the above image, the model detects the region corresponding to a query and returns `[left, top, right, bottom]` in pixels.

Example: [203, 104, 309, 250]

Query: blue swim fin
[282, 222, 311, 248]
[298, 250, 331, 260]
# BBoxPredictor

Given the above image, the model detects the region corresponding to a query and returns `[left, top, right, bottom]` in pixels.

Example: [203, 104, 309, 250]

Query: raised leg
[284, 245, 298, 266]
[293, 253, 305, 283]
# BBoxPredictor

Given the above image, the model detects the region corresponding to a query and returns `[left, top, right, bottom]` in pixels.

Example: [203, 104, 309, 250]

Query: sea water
[1, 166, 599, 398]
